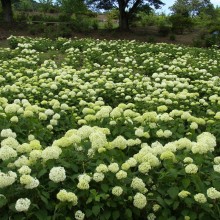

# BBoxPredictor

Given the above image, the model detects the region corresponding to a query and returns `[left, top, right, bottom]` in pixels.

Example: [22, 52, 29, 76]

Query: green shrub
[147, 36, 156, 43]
[28, 23, 44, 36]
[91, 19, 99, 30]
[170, 15, 194, 34]
[169, 34, 176, 41]
[158, 25, 171, 37]
[71, 15, 93, 32]
[192, 38, 205, 48]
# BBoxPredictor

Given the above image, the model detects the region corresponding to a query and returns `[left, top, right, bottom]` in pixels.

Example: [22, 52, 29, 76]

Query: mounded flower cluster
[0, 36, 220, 219]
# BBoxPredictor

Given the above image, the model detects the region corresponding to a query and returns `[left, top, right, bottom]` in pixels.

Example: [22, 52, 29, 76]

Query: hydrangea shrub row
[0, 36, 220, 219]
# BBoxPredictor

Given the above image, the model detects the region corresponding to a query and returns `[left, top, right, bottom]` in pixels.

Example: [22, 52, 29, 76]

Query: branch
[128, 0, 142, 15]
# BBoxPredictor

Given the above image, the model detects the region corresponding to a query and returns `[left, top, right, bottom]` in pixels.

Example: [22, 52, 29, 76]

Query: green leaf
[86, 197, 93, 204]
[1, 214, 9, 220]
[167, 186, 179, 199]
[103, 210, 111, 220]
[0, 195, 7, 208]
[125, 209, 132, 219]
[72, 164, 78, 172]
[90, 189, 97, 196]
[212, 179, 220, 189]
[40, 195, 49, 205]
[168, 168, 178, 179]
[112, 210, 120, 220]
[173, 201, 179, 210]
[182, 178, 190, 188]
[156, 196, 167, 208]
[92, 205, 100, 216]
[101, 184, 109, 193]
[165, 199, 173, 205]
[9, 203, 16, 212]
[38, 168, 47, 178]
[95, 195, 100, 202]
[184, 198, 194, 208]
[85, 209, 93, 217]
[192, 175, 205, 192]
[34, 209, 48, 220]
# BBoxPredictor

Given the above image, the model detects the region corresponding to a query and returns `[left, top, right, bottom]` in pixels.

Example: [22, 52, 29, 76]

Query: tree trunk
[1, 0, 13, 23]
[119, 9, 129, 31]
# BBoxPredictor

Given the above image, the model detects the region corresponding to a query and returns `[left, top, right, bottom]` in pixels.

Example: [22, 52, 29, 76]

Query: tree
[170, 0, 214, 17]
[1, 0, 13, 23]
[170, 0, 190, 17]
[57, 0, 87, 15]
[86, 0, 164, 30]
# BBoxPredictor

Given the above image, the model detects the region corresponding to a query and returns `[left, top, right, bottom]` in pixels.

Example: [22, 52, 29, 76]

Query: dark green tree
[1, 0, 13, 23]
[170, 0, 214, 17]
[86, 0, 164, 30]
[57, 0, 87, 15]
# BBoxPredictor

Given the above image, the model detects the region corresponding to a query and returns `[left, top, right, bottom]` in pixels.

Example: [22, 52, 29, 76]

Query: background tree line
[0, 0, 220, 47]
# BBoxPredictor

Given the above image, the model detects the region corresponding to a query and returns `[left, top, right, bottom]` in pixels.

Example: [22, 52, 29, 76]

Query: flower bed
[0, 36, 220, 219]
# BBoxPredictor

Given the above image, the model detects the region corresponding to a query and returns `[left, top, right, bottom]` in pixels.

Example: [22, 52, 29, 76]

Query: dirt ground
[0, 23, 201, 47]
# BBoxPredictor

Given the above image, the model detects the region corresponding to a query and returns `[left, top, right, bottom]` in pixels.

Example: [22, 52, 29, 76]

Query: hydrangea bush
[0, 36, 220, 219]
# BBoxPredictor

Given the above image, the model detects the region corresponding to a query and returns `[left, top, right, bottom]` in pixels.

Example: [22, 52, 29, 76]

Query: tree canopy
[170, 0, 214, 17]
[86, 0, 164, 30]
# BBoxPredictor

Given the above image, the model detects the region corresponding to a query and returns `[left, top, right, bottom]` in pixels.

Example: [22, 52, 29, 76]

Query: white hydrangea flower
[110, 136, 127, 150]
[93, 172, 105, 182]
[183, 157, 193, 164]
[110, 107, 122, 118]
[178, 190, 191, 198]
[89, 131, 108, 150]
[96, 164, 108, 173]
[5, 104, 20, 114]
[190, 122, 198, 130]
[75, 210, 85, 220]
[18, 165, 31, 175]
[15, 198, 31, 212]
[164, 130, 172, 138]
[1, 137, 19, 149]
[1, 129, 17, 138]
[116, 170, 127, 180]
[45, 109, 54, 116]
[49, 167, 66, 183]
[112, 186, 123, 196]
[207, 187, 220, 199]
[20, 174, 39, 189]
[176, 138, 192, 150]
[133, 192, 147, 209]
[14, 155, 30, 167]
[138, 162, 151, 174]
[185, 164, 198, 174]
[41, 146, 62, 161]
[95, 106, 112, 119]
[192, 132, 216, 154]
[131, 177, 147, 193]
[77, 179, 90, 190]
[194, 193, 207, 203]
[57, 189, 78, 205]
[0, 171, 17, 188]
[213, 164, 220, 173]
[160, 151, 176, 161]
[78, 174, 91, 182]
[29, 150, 42, 161]
[0, 146, 17, 160]
[10, 116, 19, 123]
[214, 157, 220, 165]
[77, 126, 93, 139]
[147, 213, 156, 220]
[108, 163, 119, 173]
[152, 204, 160, 212]
[126, 157, 137, 167]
